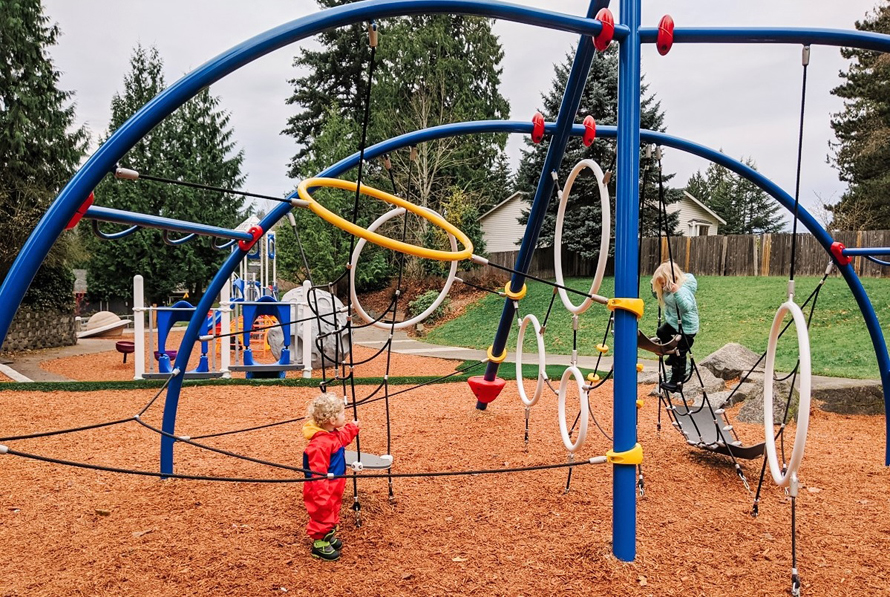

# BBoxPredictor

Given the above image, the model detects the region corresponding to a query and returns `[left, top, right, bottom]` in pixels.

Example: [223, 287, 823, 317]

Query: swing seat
[637, 330, 680, 356]
[671, 405, 765, 460]
[344, 451, 393, 470]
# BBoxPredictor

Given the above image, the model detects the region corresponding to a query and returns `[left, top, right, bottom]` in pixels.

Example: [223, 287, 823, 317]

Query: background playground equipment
[4, 2, 890, 584]
[76, 311, 128, 339]
[233, 215, 277, 301]
[133, 274, 328, 380]
[266, 284, 350, 370]
[132, 275, 224, 380]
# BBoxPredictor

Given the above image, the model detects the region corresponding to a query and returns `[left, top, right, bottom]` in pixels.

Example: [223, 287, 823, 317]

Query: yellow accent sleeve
[606, 443, 643, 465]
[607, 298, 644, 320]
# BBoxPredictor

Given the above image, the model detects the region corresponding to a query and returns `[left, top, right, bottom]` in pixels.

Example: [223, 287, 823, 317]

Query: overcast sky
[42, 0, 880, 227]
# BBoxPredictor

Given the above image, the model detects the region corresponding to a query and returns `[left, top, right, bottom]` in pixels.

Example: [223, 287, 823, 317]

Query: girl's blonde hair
[306, 393, 344, 425]
[651, 261, 686, 305]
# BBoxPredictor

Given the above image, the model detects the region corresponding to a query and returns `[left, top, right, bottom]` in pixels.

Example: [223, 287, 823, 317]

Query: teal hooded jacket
[661, 273, 699, 334]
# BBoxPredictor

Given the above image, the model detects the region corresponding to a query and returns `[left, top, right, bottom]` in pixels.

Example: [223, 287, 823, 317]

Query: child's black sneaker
[660, 380, 681, 393]
[311, 539, 340, 561]
[323, 529, 342, 550]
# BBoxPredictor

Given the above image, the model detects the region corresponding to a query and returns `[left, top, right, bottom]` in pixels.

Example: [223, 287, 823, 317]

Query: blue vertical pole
[613, 0, 641, 561]
[480, 0, 611, 409]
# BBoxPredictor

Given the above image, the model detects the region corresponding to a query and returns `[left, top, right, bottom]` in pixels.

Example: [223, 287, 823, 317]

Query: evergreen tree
[686, 157, 784, 234]
[828, 2, 890, 230]
[515, 48, 679, 259]
[277, 106, 391, 290]
[283, 0, 368, 179]
[0, 0, 87, 311]
[87, 45, 246, 305]
[283, 4, 511, 282]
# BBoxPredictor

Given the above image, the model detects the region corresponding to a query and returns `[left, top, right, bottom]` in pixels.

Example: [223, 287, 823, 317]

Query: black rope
[788, 46, 810, 284]
[126, 171, 291, 205]
[2, 445, 604, 483]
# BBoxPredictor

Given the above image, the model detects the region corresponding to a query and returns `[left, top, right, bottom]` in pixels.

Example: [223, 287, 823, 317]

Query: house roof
[480, 191, 525, 220]
[682, 191, 727, 225]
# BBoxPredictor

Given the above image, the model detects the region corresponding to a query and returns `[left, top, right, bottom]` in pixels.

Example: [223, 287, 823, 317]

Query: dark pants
[657, 323, 696, 383]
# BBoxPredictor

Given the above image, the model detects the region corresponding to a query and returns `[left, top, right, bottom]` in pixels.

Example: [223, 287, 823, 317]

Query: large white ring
[553, 159, 611, 314]
[558, 366, 589, 453]
[350, 207, 457, 330]
[516, 314, 547, 407]
[763, 300, 812, 488]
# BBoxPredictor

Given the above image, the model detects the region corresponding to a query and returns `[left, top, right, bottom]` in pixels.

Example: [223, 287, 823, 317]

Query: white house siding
[666, 199, 721, 236]
[481, 195, 529, 252]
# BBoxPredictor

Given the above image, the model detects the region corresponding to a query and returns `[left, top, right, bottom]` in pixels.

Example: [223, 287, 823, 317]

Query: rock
[811, 378, 884, 415]
[699, 343, 762, 380]
[675, 366, 725, 405]
[637, 370, 660, 385]
[736, 378, 799, 424]
[721, 376, 761, 407]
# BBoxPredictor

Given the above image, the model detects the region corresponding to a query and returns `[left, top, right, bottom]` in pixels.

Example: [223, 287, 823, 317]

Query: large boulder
[699, 343, 762, 380]
[267, 287, 349, 368]
[811, 378, 884, 415]
[736, 378, 799, 424]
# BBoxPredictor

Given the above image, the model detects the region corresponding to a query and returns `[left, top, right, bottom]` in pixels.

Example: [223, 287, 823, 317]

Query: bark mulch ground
[1, 347, 889, 595]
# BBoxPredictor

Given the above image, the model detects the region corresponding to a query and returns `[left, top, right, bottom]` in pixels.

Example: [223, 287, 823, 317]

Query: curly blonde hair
[651, 261, 687, 306]
[306, 393, 344, 426]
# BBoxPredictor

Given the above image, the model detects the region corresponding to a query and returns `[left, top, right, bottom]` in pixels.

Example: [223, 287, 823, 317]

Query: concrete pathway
[2, 337, 122, 382]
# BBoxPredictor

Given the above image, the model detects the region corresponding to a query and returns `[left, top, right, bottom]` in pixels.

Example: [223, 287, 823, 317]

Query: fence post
[753, 235, 760, 276]
[720, 236, 728, 276]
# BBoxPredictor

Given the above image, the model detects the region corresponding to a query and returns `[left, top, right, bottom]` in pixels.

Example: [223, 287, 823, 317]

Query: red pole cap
[531, 112, 545, 144]
[830, 241, 853, 266]
[467, 375, 506, 404]
[582, 115, 597, 147]
[657, 15, 675, 56]
[65, 191, 95, 230]
[593, 8, 615, 52]
[238, 225, 264, 252]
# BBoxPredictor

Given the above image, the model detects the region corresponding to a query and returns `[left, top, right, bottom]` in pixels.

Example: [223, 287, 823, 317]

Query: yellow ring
[486, 345, 508, 363]
[503, 282, 527, 301]
[297, 177, 473, 262]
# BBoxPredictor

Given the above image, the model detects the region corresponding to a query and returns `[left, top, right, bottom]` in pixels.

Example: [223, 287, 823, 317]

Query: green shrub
[407, 289, 450, 323]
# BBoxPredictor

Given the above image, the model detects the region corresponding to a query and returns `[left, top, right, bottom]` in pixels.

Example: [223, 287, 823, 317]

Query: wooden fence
[465, 231, 890, 282]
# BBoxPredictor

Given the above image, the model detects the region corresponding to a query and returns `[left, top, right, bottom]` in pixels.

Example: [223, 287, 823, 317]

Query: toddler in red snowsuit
[302, 393, 359, 561]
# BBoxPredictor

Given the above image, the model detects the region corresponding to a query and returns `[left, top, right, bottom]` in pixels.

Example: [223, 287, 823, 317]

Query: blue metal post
[612, 0, 641, 562]
[480, 0, 610, 410]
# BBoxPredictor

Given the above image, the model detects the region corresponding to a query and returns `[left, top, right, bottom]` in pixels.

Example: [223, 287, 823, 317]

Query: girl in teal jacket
[651, 262, 699, 392]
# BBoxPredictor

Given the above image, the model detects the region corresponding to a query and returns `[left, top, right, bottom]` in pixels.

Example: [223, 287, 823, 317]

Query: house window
[695, 224, 709, 236]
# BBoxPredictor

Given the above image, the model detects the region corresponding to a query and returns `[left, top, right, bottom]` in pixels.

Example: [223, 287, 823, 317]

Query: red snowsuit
[302, 420, 359, 539]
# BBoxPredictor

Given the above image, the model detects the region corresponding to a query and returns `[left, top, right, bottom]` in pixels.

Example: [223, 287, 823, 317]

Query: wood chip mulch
[1, 349, 889, 595]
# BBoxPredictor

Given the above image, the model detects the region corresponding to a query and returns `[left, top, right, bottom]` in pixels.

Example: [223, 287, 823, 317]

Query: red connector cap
[582, 115, 597, 147]
[238, 225, 264, 252]
[830, 241, 852, 266]
[467, 375, 506, 405]
[657, 15, 675, 56]
[593, 8, 615, 52]
[65, 192, 94, 230]
[531, 112, 545, 144]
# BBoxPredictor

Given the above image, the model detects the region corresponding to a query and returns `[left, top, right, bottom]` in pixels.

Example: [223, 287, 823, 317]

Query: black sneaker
[660, 380, 681, 393]
[311, 539, 340, 561]
[323, 529, 342, 550]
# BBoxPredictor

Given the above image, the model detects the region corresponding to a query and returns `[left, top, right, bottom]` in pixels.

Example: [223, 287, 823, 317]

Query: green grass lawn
[425, 275, 890, 379]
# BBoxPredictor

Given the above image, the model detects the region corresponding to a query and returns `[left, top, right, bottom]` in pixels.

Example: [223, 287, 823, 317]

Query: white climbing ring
[350, 207, 457, 330]
[553, 159, 611, 315]
[558, 366, 590, 453]
[763, 300, 812, 488]
[516, 314, 547, 407]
